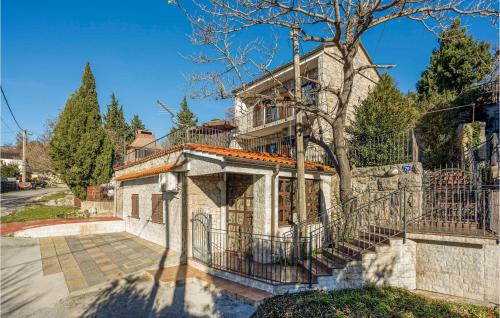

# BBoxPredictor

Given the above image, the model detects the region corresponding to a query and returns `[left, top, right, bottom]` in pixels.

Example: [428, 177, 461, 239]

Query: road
[0, 187, 65, 216]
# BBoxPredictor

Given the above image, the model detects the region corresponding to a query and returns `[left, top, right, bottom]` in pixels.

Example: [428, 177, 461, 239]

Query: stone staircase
[294, 225, 416, 290]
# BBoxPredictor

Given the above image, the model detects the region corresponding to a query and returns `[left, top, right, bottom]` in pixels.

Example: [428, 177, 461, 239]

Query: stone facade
[187, 174, 224, 229]
[408, 232, 500, 304]
[121, 176, 183, 252]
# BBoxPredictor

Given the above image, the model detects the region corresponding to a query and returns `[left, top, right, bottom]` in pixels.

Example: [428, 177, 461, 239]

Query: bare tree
[175, 0, 497, 203]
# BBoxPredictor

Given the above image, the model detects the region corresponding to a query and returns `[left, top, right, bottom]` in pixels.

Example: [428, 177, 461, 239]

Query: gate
[418, 166, 493, 235]
[192, 211, 212, 264]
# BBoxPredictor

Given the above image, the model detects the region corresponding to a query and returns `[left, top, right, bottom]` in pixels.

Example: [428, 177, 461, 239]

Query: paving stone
[63, 269, 84, 280]
[95, 257, 111, 264]
[127, 253, 142, 260]
[100, 264, 118, 272]
[123, 259, 144, 269]
[66, 278, 88, 291]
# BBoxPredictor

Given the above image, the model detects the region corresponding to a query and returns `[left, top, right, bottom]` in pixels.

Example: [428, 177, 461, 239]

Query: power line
[1, 117, 16, 133]
[1, 86, 23, 131]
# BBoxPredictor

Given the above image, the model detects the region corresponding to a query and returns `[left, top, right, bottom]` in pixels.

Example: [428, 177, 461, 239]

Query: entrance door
[226, 174, 253, 271]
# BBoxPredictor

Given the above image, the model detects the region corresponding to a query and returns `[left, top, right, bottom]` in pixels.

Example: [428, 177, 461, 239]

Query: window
[253, 105, 263, 127]
[151, 194, 164, 224]
[131, 194, 139, 219]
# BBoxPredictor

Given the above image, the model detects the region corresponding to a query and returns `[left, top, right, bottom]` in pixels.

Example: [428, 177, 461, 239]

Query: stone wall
[315, 238, 417, 292]
[408, 233, 500, 304]
[80, 200, 113, 215]
[187, 174, 224, 229]
[121, 176, 183, 252]
[331, 163, 423, 211]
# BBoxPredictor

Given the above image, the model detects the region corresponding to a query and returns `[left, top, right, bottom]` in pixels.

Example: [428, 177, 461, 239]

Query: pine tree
[415, 19, 495, 168]
[127, 114, 146, 143]
[349, 75, 419, 166]
[417, 19, 495, 98]
[104, 93, 129, 161]
[169, 96, 198, 134]
[50, 63, 114, 199]
[351, 75, 418, 137]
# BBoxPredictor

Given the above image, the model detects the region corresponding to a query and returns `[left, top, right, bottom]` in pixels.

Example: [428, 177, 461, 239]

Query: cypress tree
[127, 114, 146, 143]
[417, 19, 495, 98]
[104, 93, 129, 161]
[50, 63, 114, 199]
[170, 96, 198, 134]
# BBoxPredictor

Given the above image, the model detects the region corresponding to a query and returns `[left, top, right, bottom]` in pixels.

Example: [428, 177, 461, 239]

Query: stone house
[111, 45, 499, 302]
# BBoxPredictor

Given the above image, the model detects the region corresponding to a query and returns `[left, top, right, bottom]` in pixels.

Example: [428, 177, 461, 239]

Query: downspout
[271, 164, 280, 251]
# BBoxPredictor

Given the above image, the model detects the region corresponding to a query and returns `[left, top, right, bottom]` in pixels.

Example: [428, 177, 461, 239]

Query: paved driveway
[1, 233, 255, 318]
[39, 232, 179, 292]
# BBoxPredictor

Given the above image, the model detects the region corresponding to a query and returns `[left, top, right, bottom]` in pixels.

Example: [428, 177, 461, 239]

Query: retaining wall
[13, 220, 125, 238]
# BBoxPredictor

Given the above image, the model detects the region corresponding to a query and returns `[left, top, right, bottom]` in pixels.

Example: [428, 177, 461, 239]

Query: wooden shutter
[131, 194, 139, 219]
[151, 194, 163, 224]
[305, 180, 321, 222]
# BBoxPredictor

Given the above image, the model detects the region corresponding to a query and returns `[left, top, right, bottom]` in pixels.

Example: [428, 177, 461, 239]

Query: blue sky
[1, 0, 498, 145]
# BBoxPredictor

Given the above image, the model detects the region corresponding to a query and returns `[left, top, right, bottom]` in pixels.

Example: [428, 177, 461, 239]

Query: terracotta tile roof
[116, 162, 185, 181]
[183, 143, 336, 172]
[114, 143, 335, 173]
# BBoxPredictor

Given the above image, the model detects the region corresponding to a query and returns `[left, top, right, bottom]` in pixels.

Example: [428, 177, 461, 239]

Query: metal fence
[192, 211, 313, 284]
[348, 130, 418, 167]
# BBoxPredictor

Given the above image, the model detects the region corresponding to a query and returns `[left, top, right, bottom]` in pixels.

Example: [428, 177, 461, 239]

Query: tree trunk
[333, 47, 357, 204]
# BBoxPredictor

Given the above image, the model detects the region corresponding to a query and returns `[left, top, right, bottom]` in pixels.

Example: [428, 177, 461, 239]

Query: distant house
[0, 147, 30, 175]
[126, 130, 162, 163]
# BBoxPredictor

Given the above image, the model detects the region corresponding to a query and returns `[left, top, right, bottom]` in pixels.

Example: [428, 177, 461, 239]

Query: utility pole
[292, 24, 307, 237]
[21, 129, 27, 182]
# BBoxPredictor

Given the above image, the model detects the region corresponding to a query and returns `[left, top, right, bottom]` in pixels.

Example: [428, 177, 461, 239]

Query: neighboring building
[0, 146, 31, 175]
[126, 130, 162, 163]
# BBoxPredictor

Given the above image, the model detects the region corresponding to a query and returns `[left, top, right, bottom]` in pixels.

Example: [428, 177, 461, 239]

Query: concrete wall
[408, 233, 500, 304]
[13, 220, 125, 238]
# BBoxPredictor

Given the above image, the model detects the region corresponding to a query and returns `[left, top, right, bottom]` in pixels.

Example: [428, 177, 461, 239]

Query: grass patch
[0, 205, 79, 223]
[40, 190, 69, 202]
[254, 286, 499, 318]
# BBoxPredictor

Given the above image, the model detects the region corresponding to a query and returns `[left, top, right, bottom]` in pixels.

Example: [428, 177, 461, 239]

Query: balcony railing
[234, 104, 296, 134]
[117, 126, 335, 168]
[474, 80, 499, 106]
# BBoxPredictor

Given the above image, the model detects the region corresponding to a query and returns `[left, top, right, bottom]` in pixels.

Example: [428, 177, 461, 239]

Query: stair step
[297, 258, 332, 276]
[313, 253, 346, 269]
[359, 230, 390, 242]
[323, 246, 360, 262]
[368, 225, 401, 236]
[348, 237, 388, 249]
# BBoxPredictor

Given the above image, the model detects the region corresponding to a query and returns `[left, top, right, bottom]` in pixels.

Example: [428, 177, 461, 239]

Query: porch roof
[183, 143, 336, 172]
[116, 162, 185, 181]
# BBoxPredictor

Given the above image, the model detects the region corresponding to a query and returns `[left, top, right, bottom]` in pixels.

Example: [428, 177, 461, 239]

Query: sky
[1, 0, 498, 145]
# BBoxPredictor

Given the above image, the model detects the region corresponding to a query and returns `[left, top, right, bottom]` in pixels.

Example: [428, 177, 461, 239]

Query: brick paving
[39, 232, 178, 292]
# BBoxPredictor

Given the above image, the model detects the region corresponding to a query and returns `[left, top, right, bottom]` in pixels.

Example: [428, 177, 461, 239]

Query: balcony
[116, 126, 334, 168]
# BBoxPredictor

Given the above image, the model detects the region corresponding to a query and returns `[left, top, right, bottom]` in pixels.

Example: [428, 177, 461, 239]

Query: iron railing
[118, 126, 336, 168]
[474, 80, 499, 106]
[234, 104, 296, 134]
[348, 130, 418, 167]
[192, 212, 314, 284]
